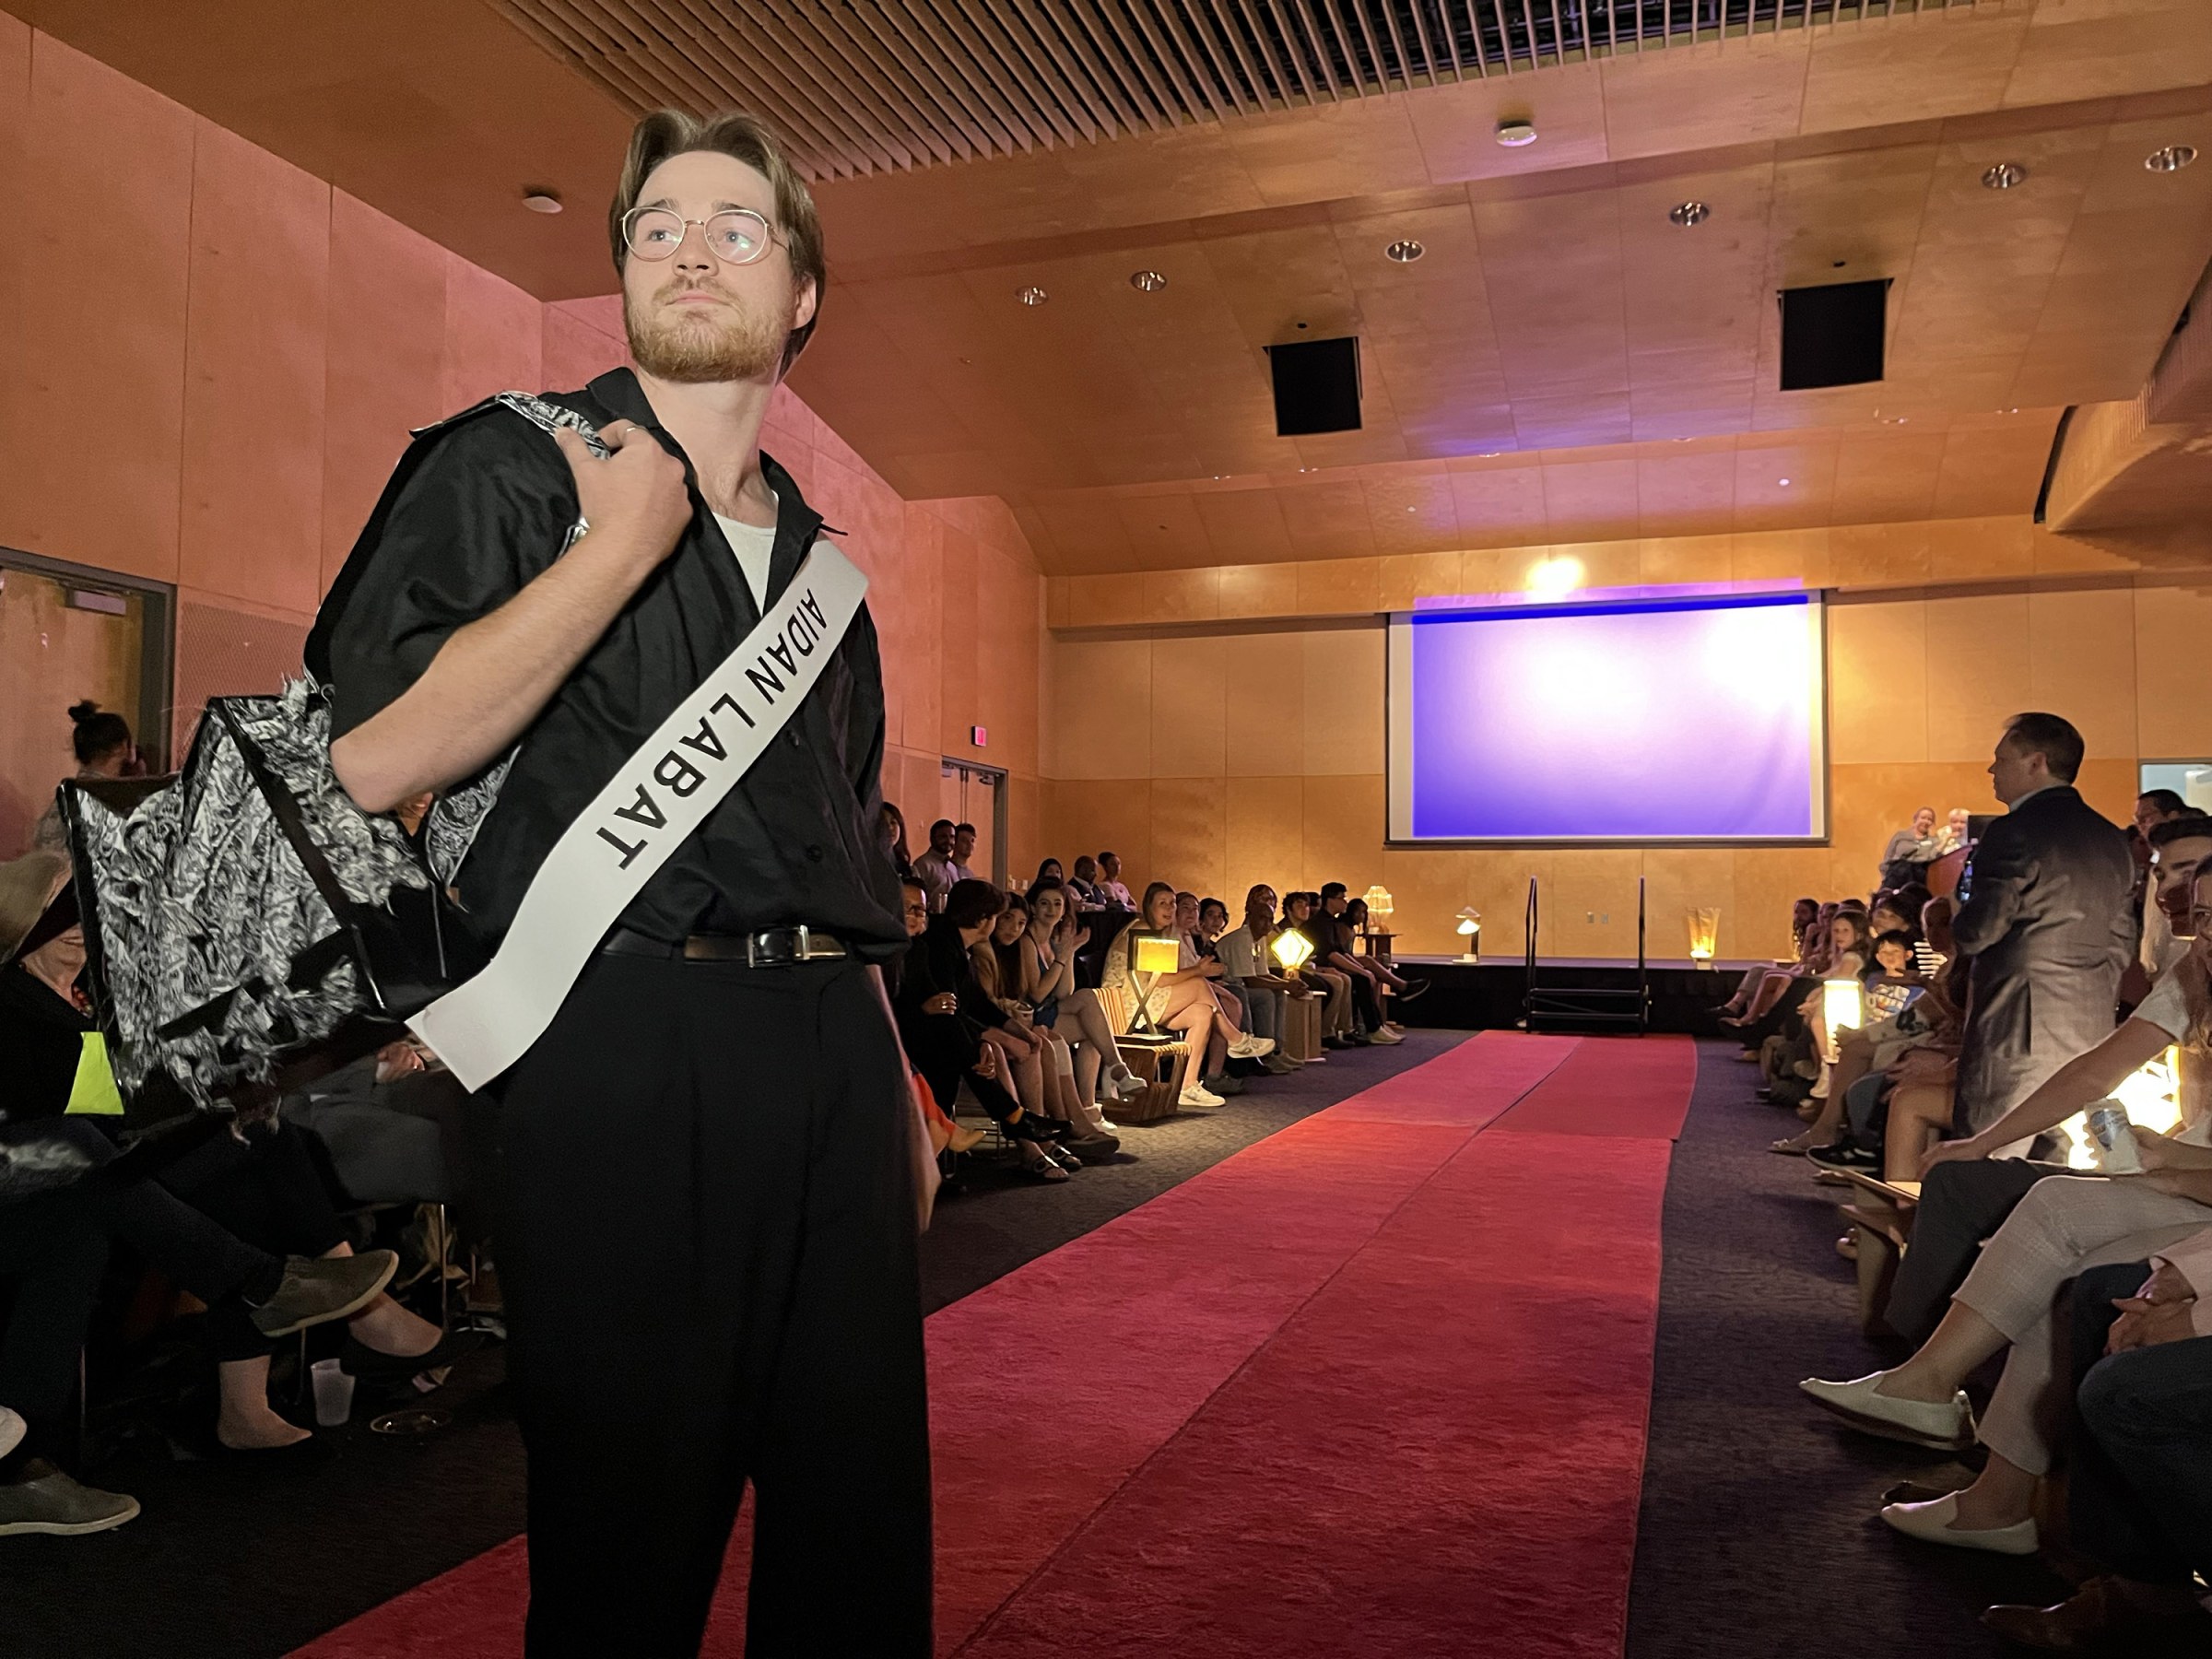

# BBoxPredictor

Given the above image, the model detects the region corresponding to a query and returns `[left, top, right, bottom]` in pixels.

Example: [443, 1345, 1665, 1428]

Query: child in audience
[1104, 882, 1230, 1109]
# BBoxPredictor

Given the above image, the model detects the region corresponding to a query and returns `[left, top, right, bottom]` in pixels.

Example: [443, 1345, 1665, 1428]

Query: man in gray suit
[1950, 712, 2135, 1144]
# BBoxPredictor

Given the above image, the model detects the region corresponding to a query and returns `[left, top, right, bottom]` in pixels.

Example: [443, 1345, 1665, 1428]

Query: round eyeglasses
[621, 206, 782, 265]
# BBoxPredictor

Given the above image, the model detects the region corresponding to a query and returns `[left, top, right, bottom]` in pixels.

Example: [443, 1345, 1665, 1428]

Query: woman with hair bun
[30, 702, 138, 853]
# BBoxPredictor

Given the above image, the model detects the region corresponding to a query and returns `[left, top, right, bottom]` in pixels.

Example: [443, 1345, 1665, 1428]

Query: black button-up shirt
[306, 369, 906, 957]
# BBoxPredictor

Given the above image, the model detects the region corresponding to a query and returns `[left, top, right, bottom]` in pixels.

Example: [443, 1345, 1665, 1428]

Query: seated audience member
[1315, 884, 1399, 1044]
[1342, 897, 1423, 1025]
[281, 1039, 497, 1245]
[1716, 898, 1821, 1019]
[1803, 877, 2212, 1549]
[949, 823, 979, 883]
[1742, 909, 1870, 1072]
[30, 700, 137, 854]
[878, 801, 914, 881]
[1936, 806, 1973, 856]
[893, 877, 1071, 1180]
[1978, 1253, 2212, 1649]
[1950, 712, 2135, 1146]
[1878, 806, 1941, 890]
[1203, 896, 1299, 1075]
[1066, 855, 1104, 908]
[974, 896, 1117, 1161]
[0, 853, 455, 1457]
[1019, 882, 1144, 1115]
[912, 818, 960, 911]
[885, 878, 985, 1163]
[1102, 881, 1230, 1109]
[2140, 810, 2212, 990]
[1030, 857, 1065, 892]
[1095, 852, 1135, 910]
[1171, 890, 1273, 1088]
[1284, 892, 1356, 1045]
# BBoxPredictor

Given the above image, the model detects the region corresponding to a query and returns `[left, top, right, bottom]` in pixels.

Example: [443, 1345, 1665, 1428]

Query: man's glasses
[622, 206, 782, 265]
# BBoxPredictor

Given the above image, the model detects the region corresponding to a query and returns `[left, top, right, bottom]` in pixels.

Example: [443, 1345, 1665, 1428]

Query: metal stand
[1522, 876, 1650, 1033]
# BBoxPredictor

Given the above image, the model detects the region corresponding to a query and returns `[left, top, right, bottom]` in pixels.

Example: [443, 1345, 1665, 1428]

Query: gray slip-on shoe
[248, 1250, 399, 1340]
[0, 1461, 140, 1536]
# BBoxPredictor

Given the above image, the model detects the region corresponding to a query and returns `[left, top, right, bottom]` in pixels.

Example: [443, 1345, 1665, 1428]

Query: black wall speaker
[1267, 335, 1361, 435]
[1778, 278, 1889, 391]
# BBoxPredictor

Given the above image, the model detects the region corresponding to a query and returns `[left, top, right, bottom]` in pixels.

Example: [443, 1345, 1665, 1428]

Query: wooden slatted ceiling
[490, 0, 1975, 181]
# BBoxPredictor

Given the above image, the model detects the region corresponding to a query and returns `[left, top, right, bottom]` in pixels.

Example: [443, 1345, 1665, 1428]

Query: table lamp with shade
[1129, 934, 1182, 1035]
[1455, 908, 1481, 962]
[1270, 928, 1314, 975]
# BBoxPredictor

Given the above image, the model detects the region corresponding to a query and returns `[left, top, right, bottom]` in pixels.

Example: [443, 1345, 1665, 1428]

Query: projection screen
[1386, 591, 1827, 843]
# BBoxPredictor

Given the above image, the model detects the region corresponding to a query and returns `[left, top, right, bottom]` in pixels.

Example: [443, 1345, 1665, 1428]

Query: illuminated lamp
[1820, 977, 1864, 1063]
[1455, 907, 1482, 963]
[1687, 907, 1721, 962]
[2062, 1045, 2183, 1171]
[1129, 934, 1181, 1035]
[1362, 885, 1394, 923]
[1270, 928, 1315, 974]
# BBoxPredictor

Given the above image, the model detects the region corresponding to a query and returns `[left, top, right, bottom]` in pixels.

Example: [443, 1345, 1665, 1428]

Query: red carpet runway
[296, 1032, 1688, 1658]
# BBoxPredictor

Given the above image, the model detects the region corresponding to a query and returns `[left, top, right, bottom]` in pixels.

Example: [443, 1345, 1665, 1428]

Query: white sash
[409, 541, 869, 1089]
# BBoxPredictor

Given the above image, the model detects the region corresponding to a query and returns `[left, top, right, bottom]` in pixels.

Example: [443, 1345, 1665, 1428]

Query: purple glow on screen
[1406, 595, 1819, 840]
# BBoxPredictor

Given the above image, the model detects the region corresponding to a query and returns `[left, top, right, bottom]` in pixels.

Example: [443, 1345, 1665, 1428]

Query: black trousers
[497, 953, 932, 1659]
[157, 1122, 349, 1361]
[1885, 1157, 2071, 1342]
[2069, 1263, 2212, 1585]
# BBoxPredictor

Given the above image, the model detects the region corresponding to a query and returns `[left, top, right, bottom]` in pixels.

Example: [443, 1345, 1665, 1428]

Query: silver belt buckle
[744, 925, 810, 968]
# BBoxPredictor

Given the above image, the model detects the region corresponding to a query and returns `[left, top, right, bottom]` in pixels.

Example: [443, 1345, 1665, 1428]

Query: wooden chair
[1093, 982, 1190, 1123]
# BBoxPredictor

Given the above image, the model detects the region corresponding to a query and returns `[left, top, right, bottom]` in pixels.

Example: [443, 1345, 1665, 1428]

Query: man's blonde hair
[609, 110, 825, 376]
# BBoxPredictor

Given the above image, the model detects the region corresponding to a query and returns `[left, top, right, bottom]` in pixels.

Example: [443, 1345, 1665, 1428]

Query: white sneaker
[1179, 1083, 1224, 1109]
[1366, 1027, 1404, 1045]
[1095, 1120, 1120, 1134]
[1227, 1033, 1275, 1060]
[1108, 1068, 1147, 1101]
[0, 1406, 22, 1462]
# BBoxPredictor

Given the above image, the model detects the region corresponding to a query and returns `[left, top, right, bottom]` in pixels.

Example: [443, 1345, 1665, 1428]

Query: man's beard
[625, 276, 792, 384]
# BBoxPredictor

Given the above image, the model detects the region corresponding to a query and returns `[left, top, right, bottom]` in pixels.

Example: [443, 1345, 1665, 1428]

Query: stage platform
[1389, 954, 1756, 1035]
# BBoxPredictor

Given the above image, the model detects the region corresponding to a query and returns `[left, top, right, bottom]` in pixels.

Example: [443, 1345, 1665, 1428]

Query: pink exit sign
[971, 725, 988, 747]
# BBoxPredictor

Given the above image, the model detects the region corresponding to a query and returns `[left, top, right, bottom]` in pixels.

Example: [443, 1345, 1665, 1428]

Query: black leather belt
[601, 924, 849, 966]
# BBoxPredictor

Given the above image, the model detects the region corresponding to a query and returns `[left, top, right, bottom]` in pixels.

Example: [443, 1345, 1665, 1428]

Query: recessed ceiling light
[1496, 119, 1537, 148]
[2147, 145, 2197, 172]
[1018, 286, 1048, 306]
[521, 189, 563, 214]
[1668, 201, 1710, 228]
[1129, 269, 1167, 292]
[1982, 162, 2028, 190]
[1385, 239, 1425, 263]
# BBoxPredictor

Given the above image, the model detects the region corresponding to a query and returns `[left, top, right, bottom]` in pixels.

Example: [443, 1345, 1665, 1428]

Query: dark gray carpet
[0, 1032, 1458, 1659]
[1625, 1038, 2070, 1659]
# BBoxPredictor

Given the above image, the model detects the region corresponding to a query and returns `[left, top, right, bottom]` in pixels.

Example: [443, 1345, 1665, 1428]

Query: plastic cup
[310, 1358, 356, 1427]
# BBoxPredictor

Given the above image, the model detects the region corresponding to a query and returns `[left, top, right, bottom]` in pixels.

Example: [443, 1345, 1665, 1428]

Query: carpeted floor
[0, 1032, 1456, 1659]
[297, 1031, 1682, 1659]
[1624, 1036, 2070, 1659]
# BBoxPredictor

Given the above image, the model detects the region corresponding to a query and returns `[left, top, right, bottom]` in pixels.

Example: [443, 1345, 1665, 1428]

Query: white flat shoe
[1799, 1371, 1975, 1451]
[1227, 1033, 1275, 1059]
[1366, 1028, 1404, 1044]
[0, 1406, 23, 1462]
[1879, 1492, 2038, 1556]
[1179, 1084, 1224, 1108]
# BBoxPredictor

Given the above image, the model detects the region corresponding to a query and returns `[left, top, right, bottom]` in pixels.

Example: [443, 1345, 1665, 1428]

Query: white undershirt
[712, 502, 778, 608]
